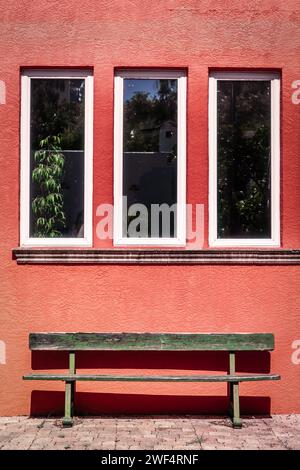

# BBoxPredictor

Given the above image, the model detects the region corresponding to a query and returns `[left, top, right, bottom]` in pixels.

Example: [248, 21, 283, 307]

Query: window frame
[113, 69, 187, 246]
[208, 71, 280, 247]
[20, 69, 93, 247]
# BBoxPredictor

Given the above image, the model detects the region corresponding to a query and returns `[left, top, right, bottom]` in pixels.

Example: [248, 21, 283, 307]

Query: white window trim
[209, 71, 280, 247]
[20, 69, 93, 247]
[113, 69, 187, 247]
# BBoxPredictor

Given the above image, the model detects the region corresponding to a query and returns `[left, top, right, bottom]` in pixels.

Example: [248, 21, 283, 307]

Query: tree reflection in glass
[30, 79, 85, 238]
[217, 80, 271, 238]
[123, 79, 178, 238]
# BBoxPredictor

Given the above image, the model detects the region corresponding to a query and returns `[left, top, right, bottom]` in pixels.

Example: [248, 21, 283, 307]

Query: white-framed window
[114, 69, 187, 246]
[209, 71, 280, 247]
[20, 69, 93, 247]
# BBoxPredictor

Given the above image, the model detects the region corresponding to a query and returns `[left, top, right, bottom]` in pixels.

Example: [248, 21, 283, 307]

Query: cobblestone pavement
[0, 415, 299, 450]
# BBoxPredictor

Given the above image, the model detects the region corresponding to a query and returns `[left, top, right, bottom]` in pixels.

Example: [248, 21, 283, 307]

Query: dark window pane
[123, 78, 177, 237]
[217, 80, 271, 238]
[30, 78, 85, 238]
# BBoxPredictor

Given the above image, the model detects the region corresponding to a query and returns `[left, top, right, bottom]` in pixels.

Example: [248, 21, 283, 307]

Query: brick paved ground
[0, 415, 299, 450]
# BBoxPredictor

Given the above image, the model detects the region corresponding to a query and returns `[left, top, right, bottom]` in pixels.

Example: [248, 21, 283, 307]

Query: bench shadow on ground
[29, 350, 272, 417]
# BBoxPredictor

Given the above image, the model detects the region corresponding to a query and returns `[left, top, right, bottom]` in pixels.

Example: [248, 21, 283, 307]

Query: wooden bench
[23, 332, 280, 428]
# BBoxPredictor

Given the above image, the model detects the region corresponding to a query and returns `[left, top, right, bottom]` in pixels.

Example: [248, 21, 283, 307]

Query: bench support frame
[23, 332, 280, 429]
[63, 352, 76, 427]
[227, 352, 242, 428]
[61, 350, 244, 428]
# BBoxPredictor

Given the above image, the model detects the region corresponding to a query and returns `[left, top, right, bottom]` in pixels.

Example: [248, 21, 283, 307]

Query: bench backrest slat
[29, 333, 274, 351]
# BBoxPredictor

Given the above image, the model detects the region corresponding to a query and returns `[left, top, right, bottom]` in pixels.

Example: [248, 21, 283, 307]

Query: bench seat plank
[23, 373, 280, 382]
[29, 332, 275, 351]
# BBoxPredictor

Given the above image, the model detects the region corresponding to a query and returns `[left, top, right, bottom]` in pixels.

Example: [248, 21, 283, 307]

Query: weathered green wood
[69, 352, 76, 418]
[22, 373, 281, 382]
[227, 352, 235, 418]
[62, 381, 73, 427]
[232, 382, 242, 428]
[29, 333, 275, 351]
[229, 352, 236, 375]
[69, 352, 76, 374]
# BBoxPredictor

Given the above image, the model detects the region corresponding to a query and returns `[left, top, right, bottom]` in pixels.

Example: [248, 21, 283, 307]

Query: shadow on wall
[29, 350, 271, 416]
[31, 350, 271, 373]
[30, 391, 271, 417]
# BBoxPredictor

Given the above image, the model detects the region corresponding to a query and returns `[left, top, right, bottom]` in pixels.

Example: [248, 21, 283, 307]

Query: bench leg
[227, 352, 242, 428]
[228, 381, 242, 429]
[63, 351, 76, 427]
[62, 380, 74, 427]
[71, 381, 76, 417]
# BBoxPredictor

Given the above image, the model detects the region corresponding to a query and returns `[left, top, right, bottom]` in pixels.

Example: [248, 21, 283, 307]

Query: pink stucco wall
[0, 0, 300, 416]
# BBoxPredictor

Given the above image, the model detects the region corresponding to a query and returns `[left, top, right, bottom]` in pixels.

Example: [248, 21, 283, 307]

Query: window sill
[12, 248, 300, 265]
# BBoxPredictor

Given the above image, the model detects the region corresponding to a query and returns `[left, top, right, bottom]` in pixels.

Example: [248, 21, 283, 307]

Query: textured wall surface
[0, 0, 300, 416]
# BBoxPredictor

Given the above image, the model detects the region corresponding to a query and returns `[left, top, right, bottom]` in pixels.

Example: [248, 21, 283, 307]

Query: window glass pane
[30, 78, 85, 238]
[123, 78, 178, 238]
[217, 80, 271, 238]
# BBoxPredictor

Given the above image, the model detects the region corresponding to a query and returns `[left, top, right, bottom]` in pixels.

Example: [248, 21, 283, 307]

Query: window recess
[20, 69, 93, 247]
[209, 71, 280, 247]
[114, 69, 187, 246]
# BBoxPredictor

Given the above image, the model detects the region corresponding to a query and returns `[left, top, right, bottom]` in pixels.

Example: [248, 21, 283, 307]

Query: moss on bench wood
[29, 332, 275, 351]
[23, 373, 280, 382]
